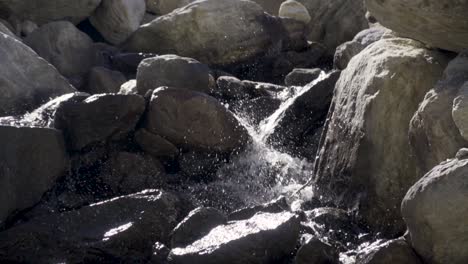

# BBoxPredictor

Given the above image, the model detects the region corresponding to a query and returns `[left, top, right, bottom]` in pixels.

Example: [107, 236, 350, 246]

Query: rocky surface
[356, 238, 422, 264]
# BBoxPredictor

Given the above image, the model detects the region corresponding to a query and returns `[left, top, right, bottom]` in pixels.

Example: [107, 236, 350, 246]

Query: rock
[142, 12, 158, 25]
[137, 55, 213, 95]
[178, 150, 226, 180]
[215, 76, 271, 102]
[228, 196, 289, 221]
[145, 87, 250, 153]
[0, 190, 184, 263]
[135, 129, 180, 159]
[119, 80, 138, 95]
[284, 68, 322, 86]
[280, 17, 309, 51]
[233, 96, 281, 126]
[402, 158, 468, 264]
[54, 94, 146, 150]
[297, 0, 368, 54]
[279, 0, 311, 24]
[0, 126, 68, 225]
[334, 27, 391, 70]
[86, 67, 127, 94]
[171, 207, 227, 248]
[169, 212, 301, 264]
[0, 32, 75, 116]
[111, 52, 157, 74]
[268, 70, 341, 159]
[251, 0, 284, 15]
[150, 242, 171, 264]
[90, 0, 145, 45]
[124, 0, 284, 66]
[313, 38, 448, 234]
[145, 0, 194, 15]
[19, 20, 37, 37]
[409, 51, 468, 175]
[0, 20, 17, 39]
[453, 82, 468, 141]
[295, 234, 339, 264]
[0, 0, 101, 25]
[100, 152, 166, 194]
[365, 0, 468, 52]
[24, 21, 94, 78]
[356, 238, 422, 264]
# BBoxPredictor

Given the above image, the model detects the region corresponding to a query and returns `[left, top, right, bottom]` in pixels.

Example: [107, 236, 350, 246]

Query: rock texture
[365, 0, 468, 52]
[145, 0, 194, 15]
[279, 0, 311, 24]
[452, 82, 468, 141]
[356, 238, 422, 264]
[314, 38, 448, 234]
[86, 66, 127, 94]
[0, 32, 75, 116]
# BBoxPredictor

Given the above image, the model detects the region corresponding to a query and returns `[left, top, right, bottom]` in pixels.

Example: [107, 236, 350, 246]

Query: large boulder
[410, 51, 468, 174]
[168, 212, 301, 264]
[0, 0, 101, 25]
[356, 238, 422, 264]
[0, 32, 75, 116]
[0, 190, 184, 263]
[144, 87, 250, 153]
[0, 126, 68, 225]
[124, 0, 284, 66]
[86, 66, 127, 94]
[54, 94, 146, 150]
[136, 55, 213, 95]
[402, 156, 468, 264]
[24, 21, 95, 78]
[297, 0, 368, 54]
[365, 0, 468, 52]
[90, 0, 146, 45]
[146, 0, 194, 15]
[279, 0, 311, 24]
[313, 38, 448, 234]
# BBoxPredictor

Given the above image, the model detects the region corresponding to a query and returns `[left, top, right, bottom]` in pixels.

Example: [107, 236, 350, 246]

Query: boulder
[171, 207, 227, 248]
[214, 76, 272, 102]
[0, 32, 75, 116]
[284, 68, 322, 86]
[297, 0, 368, 54]
[135, 129, 180, 159]
[54, 94, 146, 150]
[356, 238, 422, 264]
[119, 80, 138, 95]
[295, 234, 339, 264]
[402, 157, 468, 264]
[409, 51, 468, 174]
[86, 66, 127, 94]
[279, 0, 311, 24]
[228, 196, 289, 221]
[24, 21, 95, 78]
[313, 38, 448, 234]
[124, 0, 284, 66]
[145, 0, 194, 15]
[233, 96, 281, 126]
[452, 82, 468, 141]
[0, 126, 68, 225]
[178, 150, 227, 180]
[136, 55, 213, 95]
[0, 0, 101, 25]
[168, 212, 301, 264]
[0, 190, 184, 263]
[144, 87, 250, 153]
[0, 20, 17, 39]
[251, 0, 284, 15]
[111, 52, 157, 74]
[365, 0, 468, 52]
[90, 0, 146, 45]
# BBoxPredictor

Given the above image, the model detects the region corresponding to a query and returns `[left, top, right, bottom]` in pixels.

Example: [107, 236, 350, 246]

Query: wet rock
[215, 76, 271, 102]
[279, 0, 311, 24]
[100, 151, 166, 194]
[297, 0, 368, 54]
[169, 212, 301, 264]
[24, 21, 95, 78]
[402, 158, 468, 264]
[135, 129, 180, 159]
[284, 68, 322, 86]
[356, 238, 422, 264]
[119, 79, 138, 95]
[137, 54, 213, 95]
[111, 52, 157, 74]
[410, 51, 468, 174]
[145, 0, 194, 15]
[295, 234, 339, 264]
[280, 17, 309, 52]
[228, 196, 289, 221]
[0, 0, 101, 25]
[145, 87, 250, 153]
[314, 38, 448, 235]
[90, 0, 145, 45]
[0, 32, 75, 116]
[171, 207, 227, 248]
[124, 0, 284, 67]
[0, 190, 183, 263]
[452, 82, 468, 141]
[86, 66, 127, 94]
[54, 93, 146, 150]
[178, 150, 227, 181]
[233, 96, 282, 126]
[366, 0, 468, 52]
[0, 126, 68, 225]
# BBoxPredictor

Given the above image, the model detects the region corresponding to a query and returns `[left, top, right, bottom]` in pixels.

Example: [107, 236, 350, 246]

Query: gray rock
[228, 196, 289, 221]
[295, 234, 339, 264]
[279, 0, 311, 24]
[171, 207, 227, 248]
[86, 66, 127, 94]
[314, 38, 448, 234]
[233, 96, 281, 126]
[54, 93, 146, 150]
[356, 238, 422, 264]
[0, 32, 75, 116]
[402, 158, 468, 264]
[119, 80, 138, 95]
[452, 82, 468, 141]
[24, 21, 95, 78]
[135, 129, 180, 159]
[215, 76, 271, 101]
[145, 0, 194, 15]
[150, 242, 171, 264]
[0, 126, 68, 225]
[284, 68, 322, 86]
[90, 0, 145, 45]
[169, 212, 301, 264]
[137, 54, 213, 95]
[0, 20, 17, 39]
[366, 0, 468, 52]
[251, 0, 284, 15]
